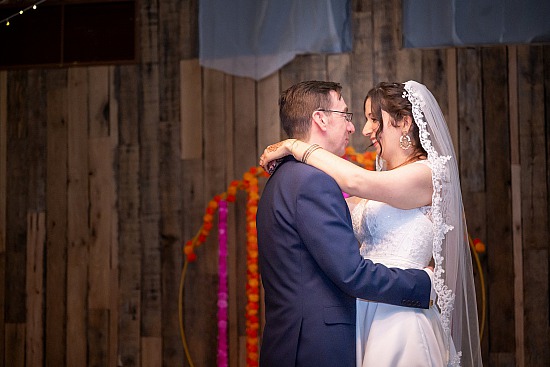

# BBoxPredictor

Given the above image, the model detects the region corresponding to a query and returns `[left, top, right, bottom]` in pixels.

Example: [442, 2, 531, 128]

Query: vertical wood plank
[5, 323, 24, 367]
[517, 45, 548, 367]
[6, 71, 29, 331]
[25, 212, 45, 367]
[108, 65, 120, 367]
[328, 54, 351, 103]
[88, 66, 118, 365]
[350, 7, 373, 149]
[140, 0, 159, 65]
[88, 67, 110, 139]
[66, 67, 90, 367]
[445, 49, 459, 156]
[89, 135, 117, 367]
[372, 0, 397, 83]
[142, 337, 162, 367]
[185, 67, 227, 367]
[88, 67, 112, 310]
[233, 75, 260, 367]
[45, 70, 68, 367]
[117, 65, 142, 367]
[456, 48, 486, 246]
[257, 72, 281, 147]
[159, 113, 184, 367]
[421, 50, 452, 146]
[159, 0, 186, 363]
[224, 74, 240, 367]
[233, 77, 255, 174]
[280, 55, 327, 95]
[139, 60, 162, 364]
[0, 70, 6, 367]
[481, 46, 513, 366]
[180, 59, 203, 159]
[180, 0, 199, 59]
[180, 59, 205, 365]
[394, 0, 422, 83]
[159, 0, 181, 123]
[88, 309, 109, 367]
[507, 45, 524, 367]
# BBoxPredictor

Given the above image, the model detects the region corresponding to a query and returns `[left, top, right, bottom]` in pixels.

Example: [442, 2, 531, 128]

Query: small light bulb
[33, 5, 37, 10]
[6, 21, 9, 26]
[19, 11, 23, 15]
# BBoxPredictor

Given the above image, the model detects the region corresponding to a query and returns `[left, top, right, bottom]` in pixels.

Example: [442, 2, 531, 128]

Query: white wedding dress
[350, 175, 458, 367]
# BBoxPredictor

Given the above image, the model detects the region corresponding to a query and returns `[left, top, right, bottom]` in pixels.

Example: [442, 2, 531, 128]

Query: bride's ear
[401, 115, 413, 130]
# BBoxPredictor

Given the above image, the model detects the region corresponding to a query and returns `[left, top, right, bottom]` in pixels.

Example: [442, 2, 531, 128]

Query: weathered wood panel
[517, 45, 549, 367]
[457, 49, 486, 243]
[180, 59, 203, 160]
[5, 71, 29, 331]
[117, 65, 142, 367]
[482, 46, 514, 365]
[507, 45, 524, 367]
[45, 70, 69, 367]
[139, 62, 162, 345]
[0, 70, 7, 367]
[25, 212, 45, 367]
[350, 7, 374, 149]
[257, 73, 281, 147]
[66, 67, 89, 366]
[88, 65, 118, 366]
[5, 323, 24, 367]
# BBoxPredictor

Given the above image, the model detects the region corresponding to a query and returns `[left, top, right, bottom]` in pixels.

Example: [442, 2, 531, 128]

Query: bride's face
[362, 98, 402, 162]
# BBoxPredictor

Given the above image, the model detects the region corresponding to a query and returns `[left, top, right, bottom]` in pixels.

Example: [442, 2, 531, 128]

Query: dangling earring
[399, 131, 412, 150]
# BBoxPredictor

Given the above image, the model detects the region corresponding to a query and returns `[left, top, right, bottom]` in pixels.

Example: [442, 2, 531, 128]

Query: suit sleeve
[296, 169, 432, 309]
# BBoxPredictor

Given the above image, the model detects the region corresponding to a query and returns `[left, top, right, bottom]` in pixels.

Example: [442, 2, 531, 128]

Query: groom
[256, 80, 433, 367]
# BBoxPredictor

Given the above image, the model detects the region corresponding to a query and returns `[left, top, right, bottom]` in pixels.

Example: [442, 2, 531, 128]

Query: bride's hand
[259, 139, 297, 174]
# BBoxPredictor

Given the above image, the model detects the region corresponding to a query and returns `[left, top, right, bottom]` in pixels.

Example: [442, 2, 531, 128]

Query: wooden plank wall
[0, 0, 548, 366]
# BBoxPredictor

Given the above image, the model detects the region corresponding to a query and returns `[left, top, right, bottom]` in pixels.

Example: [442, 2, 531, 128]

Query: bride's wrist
[288, 139, 299, 156]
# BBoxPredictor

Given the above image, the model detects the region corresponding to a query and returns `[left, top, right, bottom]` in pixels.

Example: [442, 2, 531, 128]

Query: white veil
[403, 81, 482, 367]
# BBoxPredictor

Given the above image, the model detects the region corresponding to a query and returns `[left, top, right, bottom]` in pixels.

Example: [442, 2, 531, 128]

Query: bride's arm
[261, 139, 432, 209]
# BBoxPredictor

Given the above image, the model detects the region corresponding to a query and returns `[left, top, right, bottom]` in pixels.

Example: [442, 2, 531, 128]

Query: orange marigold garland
[345, 146, 377, 171]
[181, 166, 268, 367]
[243, 169, 261, 366]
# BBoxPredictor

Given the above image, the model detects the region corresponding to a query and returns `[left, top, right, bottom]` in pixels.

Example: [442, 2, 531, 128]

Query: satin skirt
[356, 299, 457, 367]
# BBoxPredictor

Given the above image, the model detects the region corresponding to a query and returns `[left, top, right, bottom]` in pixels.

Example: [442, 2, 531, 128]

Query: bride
[260, 81, 482, 367]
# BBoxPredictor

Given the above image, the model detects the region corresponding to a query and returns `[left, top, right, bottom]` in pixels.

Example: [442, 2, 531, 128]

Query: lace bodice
[351, 199, 433, 269]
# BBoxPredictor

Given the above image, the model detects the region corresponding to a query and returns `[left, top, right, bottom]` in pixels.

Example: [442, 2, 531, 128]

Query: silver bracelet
[301, 144, 322, 164]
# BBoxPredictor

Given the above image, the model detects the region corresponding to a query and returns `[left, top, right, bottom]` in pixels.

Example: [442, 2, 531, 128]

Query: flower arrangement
[181, 166, 267, 367]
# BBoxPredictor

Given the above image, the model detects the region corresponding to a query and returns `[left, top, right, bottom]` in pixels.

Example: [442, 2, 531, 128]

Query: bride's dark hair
[365, 82, 427, 164]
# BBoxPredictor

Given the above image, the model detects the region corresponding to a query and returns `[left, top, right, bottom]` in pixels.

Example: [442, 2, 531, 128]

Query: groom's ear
[312, 110, 327, 131]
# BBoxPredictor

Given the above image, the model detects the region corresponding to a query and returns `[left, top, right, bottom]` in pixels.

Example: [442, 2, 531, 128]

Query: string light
[1, 0, 46, 27]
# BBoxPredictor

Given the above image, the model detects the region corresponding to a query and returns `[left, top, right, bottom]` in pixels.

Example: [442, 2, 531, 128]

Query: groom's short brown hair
[279, 81, 342, 139]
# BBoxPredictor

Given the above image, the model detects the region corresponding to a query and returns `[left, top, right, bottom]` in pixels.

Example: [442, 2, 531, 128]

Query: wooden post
[508, 45, 524, 367]
[45, 70, 68, 367]
[0, 70, 6, 367]
[66, 67, 90, 367]
[446, 48, 459, 158]
[26, 212, 45, 367]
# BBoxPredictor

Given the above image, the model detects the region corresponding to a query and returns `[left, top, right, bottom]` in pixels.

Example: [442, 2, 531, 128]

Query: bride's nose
[362, 121, 374, 137]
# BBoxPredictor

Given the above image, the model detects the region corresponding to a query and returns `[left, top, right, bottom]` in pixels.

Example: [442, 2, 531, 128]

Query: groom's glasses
[317, 109, 353, 123]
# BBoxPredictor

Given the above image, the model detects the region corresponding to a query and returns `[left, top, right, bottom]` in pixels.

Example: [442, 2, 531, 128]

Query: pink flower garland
[217, 200, 229, 367]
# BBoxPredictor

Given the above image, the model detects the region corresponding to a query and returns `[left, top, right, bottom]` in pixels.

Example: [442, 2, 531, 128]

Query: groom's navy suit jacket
[257, 157, 431, 367]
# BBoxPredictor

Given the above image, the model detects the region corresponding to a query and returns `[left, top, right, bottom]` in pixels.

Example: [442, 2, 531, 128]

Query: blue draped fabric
[402, 0, 550, 48]
[199, 0, 351, 80]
